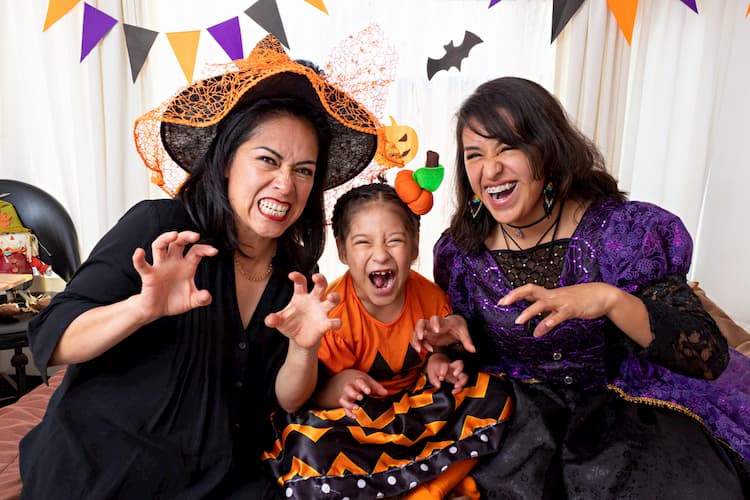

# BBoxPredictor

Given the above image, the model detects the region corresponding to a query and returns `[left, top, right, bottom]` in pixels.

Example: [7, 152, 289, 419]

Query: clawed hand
[264, 272, 341, 350]
[132, 231, 218, 322]
[498, 283, 616, 337]
[411, 314, 475, 354]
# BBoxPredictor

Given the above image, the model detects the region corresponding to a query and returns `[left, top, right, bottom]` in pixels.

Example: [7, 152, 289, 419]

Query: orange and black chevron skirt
[263, 371, 512, 499]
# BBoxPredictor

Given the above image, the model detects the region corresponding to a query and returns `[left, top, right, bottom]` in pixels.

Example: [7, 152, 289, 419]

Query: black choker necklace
[506, 212, 549, 238]
[500, 200, 565, 250]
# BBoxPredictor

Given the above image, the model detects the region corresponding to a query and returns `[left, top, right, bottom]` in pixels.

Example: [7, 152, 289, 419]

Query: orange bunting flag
[166, 31, 201, 83]
[43, 0, 81, 31]
[304, 0, 329, 14]
[747, 2, 749, 16]
[606, 0, 638, 44]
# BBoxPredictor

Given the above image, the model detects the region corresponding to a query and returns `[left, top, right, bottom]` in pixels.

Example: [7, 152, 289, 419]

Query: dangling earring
[468, 194, 482, 219]
[542, 181, 555, 216]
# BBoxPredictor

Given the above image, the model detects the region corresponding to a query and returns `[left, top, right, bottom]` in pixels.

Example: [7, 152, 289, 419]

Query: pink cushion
[0, 368, 65, 500]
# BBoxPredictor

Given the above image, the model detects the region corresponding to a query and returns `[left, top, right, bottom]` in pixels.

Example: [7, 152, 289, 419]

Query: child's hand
[412, 314, 475, 354]
[325, 369, 388, 419]
[264, 272, 341, 350]
[426, 354, 468, 394]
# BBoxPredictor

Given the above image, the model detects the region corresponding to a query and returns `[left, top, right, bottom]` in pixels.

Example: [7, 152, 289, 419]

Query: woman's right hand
[411, 314, 476, 354]
[51, 231, 218, 365]
[132, 231, 218, 323]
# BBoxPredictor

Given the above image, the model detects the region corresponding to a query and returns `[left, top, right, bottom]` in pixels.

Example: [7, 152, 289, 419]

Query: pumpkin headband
[393, 150, 444, 215]
[134, 35, 380, 196]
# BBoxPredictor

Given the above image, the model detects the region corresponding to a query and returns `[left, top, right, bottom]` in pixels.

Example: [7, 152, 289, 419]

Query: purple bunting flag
[208, 17, 244, 61]
[80, 2, 118, 62]
[488, 0, 502, 7]
[679, 0, 698, 14]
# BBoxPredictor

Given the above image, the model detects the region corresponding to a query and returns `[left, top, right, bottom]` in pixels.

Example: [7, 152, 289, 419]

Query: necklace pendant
[515, 228, 523, 238]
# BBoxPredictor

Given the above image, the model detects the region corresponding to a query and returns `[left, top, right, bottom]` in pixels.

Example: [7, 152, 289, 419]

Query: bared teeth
[259, 199, 289, 217]
[369, 270, 394, 289]
[486, 182, 516, 194]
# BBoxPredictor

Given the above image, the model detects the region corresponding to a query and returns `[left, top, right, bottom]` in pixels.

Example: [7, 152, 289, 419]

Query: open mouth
[369, 270, 395, 290]
[258, 199, 290, 219]
[486, 181, 517, 202]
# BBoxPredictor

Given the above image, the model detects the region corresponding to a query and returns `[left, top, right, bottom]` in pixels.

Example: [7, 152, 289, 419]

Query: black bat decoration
[426, 31, 484, 80]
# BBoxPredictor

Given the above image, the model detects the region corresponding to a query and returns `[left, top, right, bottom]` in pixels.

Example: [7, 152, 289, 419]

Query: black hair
[176, 96, 332, 274]
[450, 76, 626, 254]
[331, 181, 420, 244]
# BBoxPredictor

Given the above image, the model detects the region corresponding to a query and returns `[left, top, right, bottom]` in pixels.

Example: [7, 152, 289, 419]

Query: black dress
[19, 200, 293, 499]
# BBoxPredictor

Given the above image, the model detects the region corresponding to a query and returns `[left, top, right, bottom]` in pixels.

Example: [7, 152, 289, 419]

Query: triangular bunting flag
[43, 0, 80, 31]
[166, 31, 201, 83]
[123, 24, 159, 83]
[80, 3, 118, 62]
[747, 2, 749, 16]
[207, 17, 244, 61]
[679, 0, 698, 14]
[606, 0, 638, 44]
[551, 0, 585, 42]
[488, 0, 502, 7]
[245, 0, 289, 47]
[304, 0, 329, 15]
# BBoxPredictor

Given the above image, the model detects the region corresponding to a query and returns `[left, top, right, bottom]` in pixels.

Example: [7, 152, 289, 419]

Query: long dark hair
[177, 97, 331, 274]
[331, 181, 420, 244]
[449, 76, 625, 254]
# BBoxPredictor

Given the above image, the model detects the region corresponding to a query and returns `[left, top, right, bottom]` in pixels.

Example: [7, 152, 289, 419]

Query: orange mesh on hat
[320, 23, 402, 223]
[134, 35, 381, 196]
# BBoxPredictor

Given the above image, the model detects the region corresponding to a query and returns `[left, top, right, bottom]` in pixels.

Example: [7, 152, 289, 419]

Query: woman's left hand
[265, 272, 341, 349]
[499, 283, 619, 337]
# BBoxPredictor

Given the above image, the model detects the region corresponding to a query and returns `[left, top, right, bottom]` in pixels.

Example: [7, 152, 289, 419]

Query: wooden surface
[0, 274, 32, 293]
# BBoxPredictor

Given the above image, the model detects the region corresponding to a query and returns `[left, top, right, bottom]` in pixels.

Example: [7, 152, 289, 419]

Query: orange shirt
[318, 270, 452, 395]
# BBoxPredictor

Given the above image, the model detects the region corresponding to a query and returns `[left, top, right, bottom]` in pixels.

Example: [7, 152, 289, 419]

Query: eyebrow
[350, 230, 409, 239]
[254, 146, 317, 166]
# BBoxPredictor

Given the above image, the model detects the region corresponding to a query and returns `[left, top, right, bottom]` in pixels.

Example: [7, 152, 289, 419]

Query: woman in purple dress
[413, 77, 750, 498]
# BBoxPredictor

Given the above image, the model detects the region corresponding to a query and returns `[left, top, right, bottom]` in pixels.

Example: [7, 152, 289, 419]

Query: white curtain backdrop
[2, 0, 748, 333]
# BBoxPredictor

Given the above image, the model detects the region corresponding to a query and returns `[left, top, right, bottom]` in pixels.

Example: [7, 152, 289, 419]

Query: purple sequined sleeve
[434, 232, 474, 321]
[595, 202, 727, 379]
[596, 201, 692, 292]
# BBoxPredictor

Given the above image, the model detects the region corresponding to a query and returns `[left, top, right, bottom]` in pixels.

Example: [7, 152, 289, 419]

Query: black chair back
[0, 179, 81, 281]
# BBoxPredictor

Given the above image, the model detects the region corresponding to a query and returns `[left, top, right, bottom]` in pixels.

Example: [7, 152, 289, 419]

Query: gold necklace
[234, 254, 273, 282]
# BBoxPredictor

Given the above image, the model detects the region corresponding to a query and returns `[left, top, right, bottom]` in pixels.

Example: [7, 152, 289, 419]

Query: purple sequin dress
[435, 199, 750, 498]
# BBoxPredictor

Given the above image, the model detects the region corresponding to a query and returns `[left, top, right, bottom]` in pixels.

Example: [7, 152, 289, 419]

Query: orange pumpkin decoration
[374, 116, 419, 168]
[394, 169, 433, 215]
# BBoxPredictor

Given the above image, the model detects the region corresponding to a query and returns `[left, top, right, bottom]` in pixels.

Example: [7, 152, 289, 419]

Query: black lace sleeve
[636, 274, 728, 380]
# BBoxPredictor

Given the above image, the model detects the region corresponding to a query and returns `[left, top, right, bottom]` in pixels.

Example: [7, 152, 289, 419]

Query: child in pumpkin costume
[263, 183, 512, 499]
